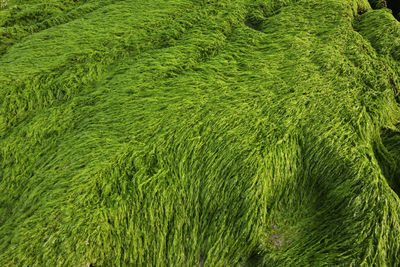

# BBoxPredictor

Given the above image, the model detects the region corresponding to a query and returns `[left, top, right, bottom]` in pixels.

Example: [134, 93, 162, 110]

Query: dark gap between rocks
[387, 0, 400, 20]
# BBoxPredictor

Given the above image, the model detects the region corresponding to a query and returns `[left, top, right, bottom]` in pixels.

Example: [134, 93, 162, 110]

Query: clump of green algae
[0, 0, 400, 266]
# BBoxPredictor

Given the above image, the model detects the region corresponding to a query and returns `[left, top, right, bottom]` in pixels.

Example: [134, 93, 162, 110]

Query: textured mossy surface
[1, 0, 400, 266]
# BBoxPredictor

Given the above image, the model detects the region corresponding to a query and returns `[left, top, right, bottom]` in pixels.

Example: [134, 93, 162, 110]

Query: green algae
[0, 0, 400, 266]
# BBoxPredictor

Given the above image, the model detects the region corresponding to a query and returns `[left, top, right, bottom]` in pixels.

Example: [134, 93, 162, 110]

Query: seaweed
[0, 0, 400, 266]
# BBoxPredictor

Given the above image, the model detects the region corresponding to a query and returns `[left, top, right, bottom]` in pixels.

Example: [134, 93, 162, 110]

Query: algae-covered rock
[0, 0, 400, 266]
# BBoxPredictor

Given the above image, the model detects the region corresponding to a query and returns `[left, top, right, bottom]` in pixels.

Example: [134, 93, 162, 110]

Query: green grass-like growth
[1, 0, 400, 265]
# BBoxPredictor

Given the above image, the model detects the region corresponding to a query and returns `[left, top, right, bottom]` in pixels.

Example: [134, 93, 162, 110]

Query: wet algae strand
[1, 0, 400, 266]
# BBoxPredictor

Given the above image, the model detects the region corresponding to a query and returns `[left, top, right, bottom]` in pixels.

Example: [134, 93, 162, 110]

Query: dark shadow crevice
[244, 19, 262, 31]
[387, 0, 400, 20]
[368, 0, 400, 20]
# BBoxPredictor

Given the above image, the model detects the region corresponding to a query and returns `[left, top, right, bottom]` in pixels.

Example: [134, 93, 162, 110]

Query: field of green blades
[1, 0, 400, 265]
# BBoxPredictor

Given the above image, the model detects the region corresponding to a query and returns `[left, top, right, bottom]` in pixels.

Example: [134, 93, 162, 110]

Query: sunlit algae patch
[0, 0, 400, 266]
